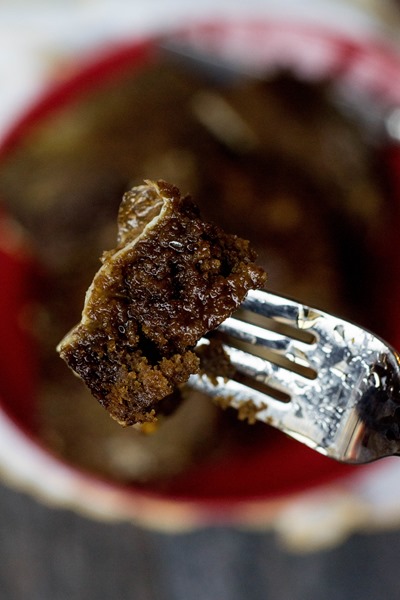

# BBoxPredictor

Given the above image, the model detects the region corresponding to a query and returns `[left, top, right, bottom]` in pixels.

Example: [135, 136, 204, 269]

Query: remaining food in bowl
[57, 179, 266, 425]
[0, 41, 395, 487]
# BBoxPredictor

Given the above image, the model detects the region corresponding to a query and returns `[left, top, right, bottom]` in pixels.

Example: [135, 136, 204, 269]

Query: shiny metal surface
[190, 289, 400, 464]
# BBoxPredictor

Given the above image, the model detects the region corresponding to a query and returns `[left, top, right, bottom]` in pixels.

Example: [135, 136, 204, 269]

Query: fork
[189, 289, 400, 464]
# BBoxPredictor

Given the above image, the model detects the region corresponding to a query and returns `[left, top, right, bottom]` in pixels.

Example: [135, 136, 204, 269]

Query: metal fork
[190, 289, 400, 464]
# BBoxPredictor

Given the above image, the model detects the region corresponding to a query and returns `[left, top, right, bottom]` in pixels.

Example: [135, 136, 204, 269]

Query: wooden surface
[1, 481, 400, 599]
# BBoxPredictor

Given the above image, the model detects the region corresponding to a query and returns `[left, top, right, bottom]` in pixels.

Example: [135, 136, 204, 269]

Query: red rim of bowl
[1, 20, 400, 510]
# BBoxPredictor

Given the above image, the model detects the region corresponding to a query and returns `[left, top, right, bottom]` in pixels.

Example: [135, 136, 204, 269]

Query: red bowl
[1, 20, 400, 528]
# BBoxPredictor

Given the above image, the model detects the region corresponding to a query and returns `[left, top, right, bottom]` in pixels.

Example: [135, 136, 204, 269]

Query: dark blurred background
[2, 2, 400, 598]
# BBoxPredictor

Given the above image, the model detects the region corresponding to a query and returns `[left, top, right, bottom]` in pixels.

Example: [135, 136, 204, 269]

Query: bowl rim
[1, 18, 399, 528]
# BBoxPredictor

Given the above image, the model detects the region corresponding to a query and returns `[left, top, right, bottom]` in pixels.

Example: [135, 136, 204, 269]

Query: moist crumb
[196, 338, 236, 384]
[57, 179, 266, 425]
[236, 400, 269, 425]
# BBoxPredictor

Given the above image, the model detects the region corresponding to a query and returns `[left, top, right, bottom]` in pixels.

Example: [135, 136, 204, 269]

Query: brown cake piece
[57, 180, 266, 426]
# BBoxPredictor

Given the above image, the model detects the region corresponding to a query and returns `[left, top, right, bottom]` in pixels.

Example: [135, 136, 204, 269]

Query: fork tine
[242, 289, 321, 329]
[217, 316, 316, 369]
[218, 316, 295, 351]
[188, 371, 289, 423]
[220, 343, 312, 393]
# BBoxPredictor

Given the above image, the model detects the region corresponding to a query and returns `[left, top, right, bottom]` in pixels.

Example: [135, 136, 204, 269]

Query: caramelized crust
[58, 180, 266, 425]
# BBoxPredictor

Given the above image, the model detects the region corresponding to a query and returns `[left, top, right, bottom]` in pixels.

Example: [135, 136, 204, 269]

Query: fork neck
[355, 355, 400, 462]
